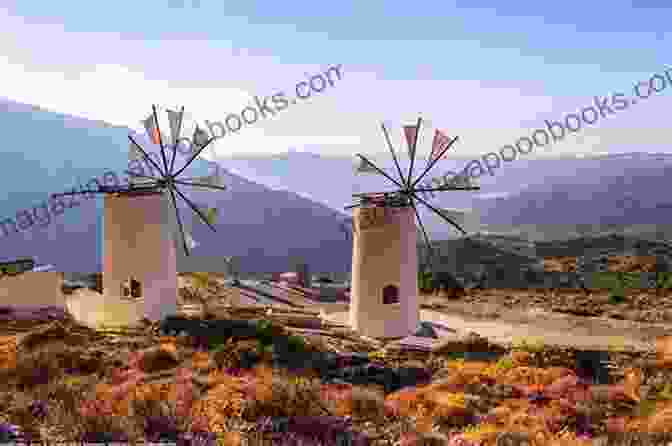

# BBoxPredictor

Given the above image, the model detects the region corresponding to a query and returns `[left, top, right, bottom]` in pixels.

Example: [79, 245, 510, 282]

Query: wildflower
[0, 423, 20, 442]
[29, 400, 48, 419]
[144, 415, 180, 442]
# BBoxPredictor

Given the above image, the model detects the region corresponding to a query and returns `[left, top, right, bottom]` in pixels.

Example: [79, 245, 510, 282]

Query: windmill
[346, 117, 480, 338]
[51, 105, 227, 326]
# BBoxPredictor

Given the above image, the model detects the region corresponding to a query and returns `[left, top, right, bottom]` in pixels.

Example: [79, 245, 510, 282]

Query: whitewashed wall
[0, 272, 65, 308]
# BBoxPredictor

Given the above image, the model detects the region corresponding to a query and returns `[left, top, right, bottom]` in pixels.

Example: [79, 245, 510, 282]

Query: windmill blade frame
[51, 105, 229, 257]
[173, 179, 228, 192]
[168, 106, 185, 175]
[381, 122, 407, 187]
[167, 186, 190, 256]
[152, 105, 169, 173]
[405, 117, 422, 186]
[355, 153, 405, 189]
[411, 192, 468, 235]
[410, 199, 434, 271]
[128, 134, 166, 177]
[411, 135, 459, 190]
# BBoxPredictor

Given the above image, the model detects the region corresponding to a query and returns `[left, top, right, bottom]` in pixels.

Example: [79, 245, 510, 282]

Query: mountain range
[2, 96, 671, 274]
[215, 148, 672, 240]
[0, 98, 352, 274]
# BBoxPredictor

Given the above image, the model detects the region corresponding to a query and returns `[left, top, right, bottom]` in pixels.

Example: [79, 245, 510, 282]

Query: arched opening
[121, 277, 142, 299]
[382, 284, 399, 304]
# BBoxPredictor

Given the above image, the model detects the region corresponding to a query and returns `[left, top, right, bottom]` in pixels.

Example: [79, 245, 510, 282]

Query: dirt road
[324, 300, 672, 352]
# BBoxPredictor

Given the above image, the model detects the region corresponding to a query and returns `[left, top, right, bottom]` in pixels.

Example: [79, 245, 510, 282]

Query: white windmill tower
[346, 118, 480, 338]
[52, 106, 226, 328]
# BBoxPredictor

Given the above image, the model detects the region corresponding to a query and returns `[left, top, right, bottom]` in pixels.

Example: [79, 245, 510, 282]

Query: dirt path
[324, 300, 672, 352]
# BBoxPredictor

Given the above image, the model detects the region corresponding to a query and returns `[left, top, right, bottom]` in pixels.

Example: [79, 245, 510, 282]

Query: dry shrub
[622, 367, 642, 402]
[212, 339, 258, 370]
[0, 341, 106, 391]
[2, 391, 43, 441]
[481, 398, 575, 445]
[385, 386, 468, 424]
[498, 365, 566, 387]
[349, 386, 386, 420]
[41, 375, 98, 414]
[301, 334, 330, 353]
[131, 395, 193, 438]
[656, 335, 672, 367]
[618, 399, 672, 432]
[191, 383, 244, 433]
[191, 351, 214, 372]
[191, 367, 257, 432]
[7, 346, 64, 388]
[40, 378, 139, 443]
[385, 387, 425, 418]
[0, 336, 17, 371]
[241, 364, 328, 420]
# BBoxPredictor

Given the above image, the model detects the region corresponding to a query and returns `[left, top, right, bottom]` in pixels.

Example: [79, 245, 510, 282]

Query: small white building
[349, 205, 419, 338]
[0, 271, 66, 309]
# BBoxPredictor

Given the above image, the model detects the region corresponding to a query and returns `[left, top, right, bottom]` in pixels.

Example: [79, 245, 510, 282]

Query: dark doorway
[382, 284, 399, 304]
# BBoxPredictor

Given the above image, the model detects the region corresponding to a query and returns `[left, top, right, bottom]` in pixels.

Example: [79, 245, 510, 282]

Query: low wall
[0, 272, 66, 308]
[66, 289, 144, 329]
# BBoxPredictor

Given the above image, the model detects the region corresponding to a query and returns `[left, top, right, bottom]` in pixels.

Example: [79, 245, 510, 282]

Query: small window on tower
[121, 277, 142, 299]
[382, 284, 399, 304]
[131, 278, 142, 298]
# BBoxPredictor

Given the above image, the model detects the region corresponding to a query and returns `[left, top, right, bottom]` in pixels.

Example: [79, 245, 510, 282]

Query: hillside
[0, 98, 352, 274]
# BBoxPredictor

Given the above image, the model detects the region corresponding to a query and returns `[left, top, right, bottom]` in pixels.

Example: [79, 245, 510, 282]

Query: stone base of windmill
[65, 289, 171, 330]
[349, 303, 420, 339]
[66, 290, 136, 329]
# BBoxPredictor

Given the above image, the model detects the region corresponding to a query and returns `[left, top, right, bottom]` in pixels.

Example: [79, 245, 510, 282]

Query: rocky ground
[2, 271, 672, 445]
[450, 287, 672, 323]
[542, 255, 659, 273]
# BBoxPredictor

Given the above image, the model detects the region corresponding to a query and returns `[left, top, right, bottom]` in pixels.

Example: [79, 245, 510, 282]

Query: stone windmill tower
[346, 118, 480, 338]
[52, 106, 226, 327]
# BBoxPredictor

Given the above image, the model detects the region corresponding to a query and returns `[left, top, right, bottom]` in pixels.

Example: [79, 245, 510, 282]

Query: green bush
[591, 272, 641, 303]
[655, 271, 672, 290]
[494, 356, 514, 371]
[418, 271, 433, 292]
[286, 335, 306, 354]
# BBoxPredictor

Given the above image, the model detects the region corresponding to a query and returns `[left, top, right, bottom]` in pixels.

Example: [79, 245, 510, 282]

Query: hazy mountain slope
[476, 157, 672, 225]
[219, 151, 672, 239]
[0, 98, 352, 273]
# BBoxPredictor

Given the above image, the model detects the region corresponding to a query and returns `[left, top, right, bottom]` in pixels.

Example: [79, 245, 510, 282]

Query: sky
[0, 0, 671, 159]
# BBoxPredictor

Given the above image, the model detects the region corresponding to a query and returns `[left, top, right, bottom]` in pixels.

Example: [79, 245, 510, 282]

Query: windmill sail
[142, 114, 166, 146]
[185, 231, 199, 250]
[168, 199, 200, 252]
[192, 204, 218, 226]
[192, 125, 210, 154]
[430, 129, 453, 162]
[354, 156, 378, 174]
[166, 108, 183, 146]
[403, 125, 417, 159]
[437, 208, 480, 235]
[184, 170, 225, 191]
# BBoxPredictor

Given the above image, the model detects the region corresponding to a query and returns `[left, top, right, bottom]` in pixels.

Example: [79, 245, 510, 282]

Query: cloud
[1, 6, 671, 160]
